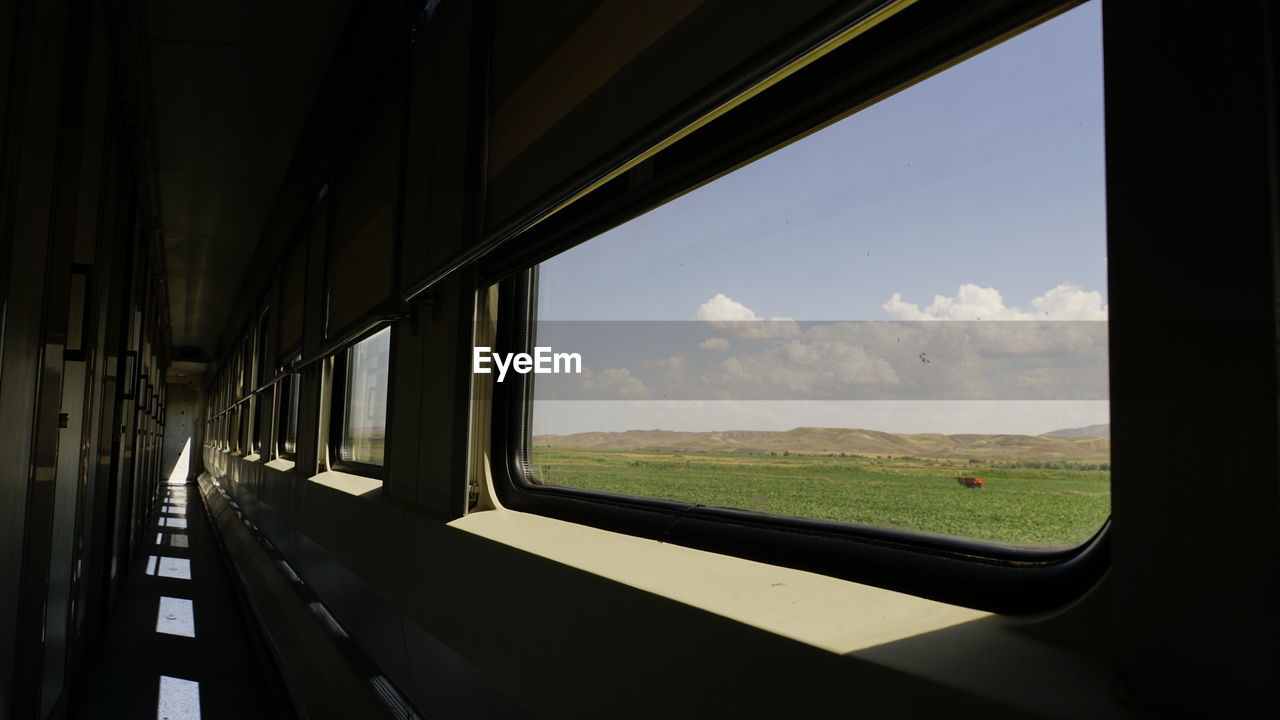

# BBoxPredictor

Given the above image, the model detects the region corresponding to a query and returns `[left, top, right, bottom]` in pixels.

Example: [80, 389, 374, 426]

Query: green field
[530, 448, 1110, 548]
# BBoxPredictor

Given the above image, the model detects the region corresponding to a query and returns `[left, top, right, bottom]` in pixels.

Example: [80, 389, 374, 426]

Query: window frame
[326, 324, 393, 478]
[251, 307, 270, 455]
[276, 355, 301, 461]
[481, 0, 1110, 614]
[233, 403, 244, 455]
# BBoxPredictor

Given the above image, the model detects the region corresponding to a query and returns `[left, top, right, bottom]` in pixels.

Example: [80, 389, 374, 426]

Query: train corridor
[69, 481, 294, 720]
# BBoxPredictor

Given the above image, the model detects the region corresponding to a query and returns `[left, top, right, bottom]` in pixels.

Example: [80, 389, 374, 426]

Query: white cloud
[696, 293, 761, 322]
[883, 283, 1107, 320]
[1031, 284, 1108, 320]
[578, 367, 649, 399]
[694, 293, 799, 339]
[698, 337, 730, 352]
[648, 355, 687, 371]
[704, 340, 900, 397]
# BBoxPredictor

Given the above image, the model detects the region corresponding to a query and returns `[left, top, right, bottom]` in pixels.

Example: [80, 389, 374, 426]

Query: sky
[531, 1, 1109, 437]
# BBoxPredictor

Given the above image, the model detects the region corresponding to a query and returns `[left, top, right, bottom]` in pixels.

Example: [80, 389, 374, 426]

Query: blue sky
[532, 1, 1109, 436]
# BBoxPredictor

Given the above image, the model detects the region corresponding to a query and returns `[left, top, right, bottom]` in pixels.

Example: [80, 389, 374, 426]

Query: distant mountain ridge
[533, 426, 1111, 461]
[1043, 423, 1111, 439]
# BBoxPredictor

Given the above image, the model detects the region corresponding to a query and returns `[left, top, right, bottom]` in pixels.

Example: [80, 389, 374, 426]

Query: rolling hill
[1043, 423, 1111, 439]
[532, 426, 1110, 461]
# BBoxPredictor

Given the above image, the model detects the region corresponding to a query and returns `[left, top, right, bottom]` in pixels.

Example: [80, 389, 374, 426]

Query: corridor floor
[70, 481, 294, 719]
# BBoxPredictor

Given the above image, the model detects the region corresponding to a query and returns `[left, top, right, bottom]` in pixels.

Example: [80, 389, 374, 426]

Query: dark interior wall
[210, 0, 890, 354]
[484, 0, 876, 231]
[1104, 1, 1280, 713]
[147, 0, 355, 355]
[1, 2, 177, 716]
[325, 81, 404, 337]
[0, 0, 81, 713]
[209, 0, 403, 360]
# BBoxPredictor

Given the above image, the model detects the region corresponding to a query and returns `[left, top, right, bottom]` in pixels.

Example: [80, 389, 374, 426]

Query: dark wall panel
[327, 89, 403, 336]
[278, 239, 307, 360]
[484, 0, 863, 231]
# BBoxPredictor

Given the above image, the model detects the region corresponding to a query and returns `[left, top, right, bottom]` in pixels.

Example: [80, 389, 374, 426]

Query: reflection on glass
[341, 328, 390, 466]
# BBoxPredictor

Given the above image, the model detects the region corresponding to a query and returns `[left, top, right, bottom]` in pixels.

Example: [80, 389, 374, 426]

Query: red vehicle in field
[956, 476, 986, 489]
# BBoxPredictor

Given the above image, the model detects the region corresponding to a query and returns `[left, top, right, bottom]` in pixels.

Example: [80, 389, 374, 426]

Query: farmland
[528, 447, 1110, 548]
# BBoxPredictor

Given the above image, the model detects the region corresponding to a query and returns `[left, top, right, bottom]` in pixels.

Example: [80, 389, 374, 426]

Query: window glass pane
[237, 342, 247, 397]
[251, 397, 262, 453]
[280, 370, 299, 458]
[527, 2, 1108, 549]
[252, 315, 269, 453]
[255, 314, 270, 385]
[286, 376, 299, 455]
[341, 328, 390, 466]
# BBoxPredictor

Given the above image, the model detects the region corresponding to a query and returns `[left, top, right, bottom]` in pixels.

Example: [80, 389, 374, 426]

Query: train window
[240, 400, 251, 453]
[237, 339, 247, 399]
[278, 358, 301, 460]
[511, 3, 1108, 554]
[330, 327, 391, 474]
[252, 309, 270, 454]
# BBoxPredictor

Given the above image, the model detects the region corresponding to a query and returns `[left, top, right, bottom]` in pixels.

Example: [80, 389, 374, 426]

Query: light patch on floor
[165, 437, 191, 487]
[169, 535, 189, 548]
[155, 532, 163, 545]
[156, 597, 195, 637]
[145, 555, 158, 575]
[157, 675, 200, 720]
[156, 557, 191, 580]
[162, 517, 188, 529]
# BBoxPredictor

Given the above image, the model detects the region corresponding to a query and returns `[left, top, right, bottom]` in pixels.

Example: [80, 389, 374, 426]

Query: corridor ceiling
[142, 0, 354, 355]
